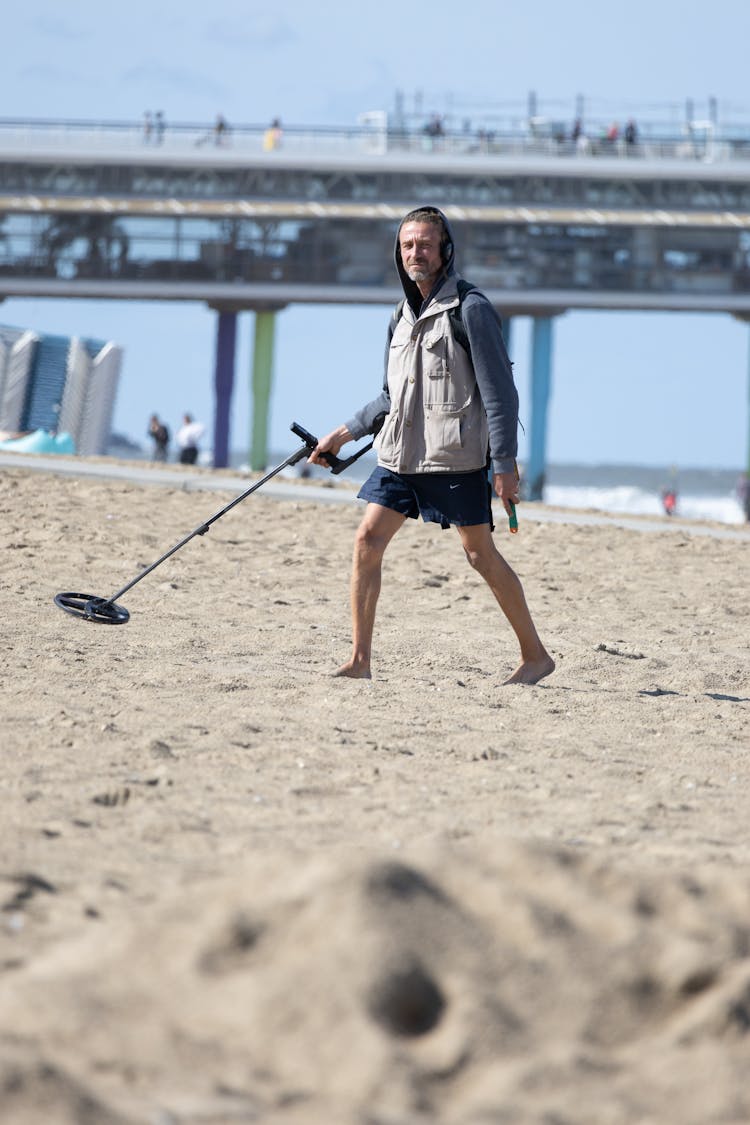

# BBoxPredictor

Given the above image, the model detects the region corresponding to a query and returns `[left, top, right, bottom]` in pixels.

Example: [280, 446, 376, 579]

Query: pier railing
[0, 116, 749, 164]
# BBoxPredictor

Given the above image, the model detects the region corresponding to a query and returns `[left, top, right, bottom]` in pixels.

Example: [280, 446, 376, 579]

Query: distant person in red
[661, 487, 677, 516]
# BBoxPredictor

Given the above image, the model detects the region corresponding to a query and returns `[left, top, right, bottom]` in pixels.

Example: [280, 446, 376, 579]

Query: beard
[405, 265, 435, 282]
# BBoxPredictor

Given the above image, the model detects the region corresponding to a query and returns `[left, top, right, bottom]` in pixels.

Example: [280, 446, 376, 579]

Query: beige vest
[375, 287, 489, 473]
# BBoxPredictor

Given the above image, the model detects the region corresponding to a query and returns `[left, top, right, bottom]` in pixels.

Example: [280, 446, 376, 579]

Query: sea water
[541, 463, 747, 525]
[267, 453, 748, 527]
[113, 436, 748, 526]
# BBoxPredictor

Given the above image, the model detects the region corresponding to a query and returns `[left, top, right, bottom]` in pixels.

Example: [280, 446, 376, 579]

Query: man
[147, 413, 169, 462]
[311, 206, 554, 686]
[176, 413, 204, 466]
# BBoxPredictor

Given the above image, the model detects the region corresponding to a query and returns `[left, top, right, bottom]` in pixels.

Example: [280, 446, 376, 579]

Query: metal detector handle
[290, 421, 373, 476]
[290, 422, 339, 470]
[328, 441, 374, 475]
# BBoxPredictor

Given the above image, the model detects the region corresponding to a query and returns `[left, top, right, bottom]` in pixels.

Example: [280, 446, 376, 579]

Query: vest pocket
[424, 404, 464, 456]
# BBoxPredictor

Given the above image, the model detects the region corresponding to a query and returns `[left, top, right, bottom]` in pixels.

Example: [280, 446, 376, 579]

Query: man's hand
[493, 470, 520, 517]
[308, 424, 352, 466]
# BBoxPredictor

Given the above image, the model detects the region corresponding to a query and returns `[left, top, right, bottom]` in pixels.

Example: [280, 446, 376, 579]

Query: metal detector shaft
[102, 442, 310, 608]
[55, 419, 375, 624]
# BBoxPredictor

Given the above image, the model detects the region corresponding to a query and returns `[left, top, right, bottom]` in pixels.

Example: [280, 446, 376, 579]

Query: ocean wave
[545, 484, 745, 525]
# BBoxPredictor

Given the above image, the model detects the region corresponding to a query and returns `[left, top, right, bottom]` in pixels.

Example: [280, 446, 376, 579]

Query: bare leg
[335, 503, 406, 679]
[456, 523, 554, 685]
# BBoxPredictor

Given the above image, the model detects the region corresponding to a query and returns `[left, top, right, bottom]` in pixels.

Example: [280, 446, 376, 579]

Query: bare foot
[333, 659, 372, 680]
[502, 653, 555, 686]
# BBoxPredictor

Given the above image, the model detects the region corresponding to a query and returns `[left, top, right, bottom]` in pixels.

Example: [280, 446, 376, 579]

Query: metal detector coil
[54, 592, 130, 624]
[54, 421, 374, 625]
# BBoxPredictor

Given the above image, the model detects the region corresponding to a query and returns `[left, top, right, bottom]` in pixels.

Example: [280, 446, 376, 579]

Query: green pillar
[250, 308, 278, 471]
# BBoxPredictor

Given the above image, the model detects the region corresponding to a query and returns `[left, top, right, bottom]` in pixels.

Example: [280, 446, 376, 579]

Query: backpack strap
[449, 279, 476, 354]
[389, 285, 473, 349]
[388, 297, 405, 342]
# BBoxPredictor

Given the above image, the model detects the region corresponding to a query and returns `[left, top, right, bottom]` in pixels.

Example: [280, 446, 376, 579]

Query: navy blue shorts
[357, 466, 494, 530]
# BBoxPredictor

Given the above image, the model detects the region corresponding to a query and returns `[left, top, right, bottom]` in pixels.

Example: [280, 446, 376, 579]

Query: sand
[1, 457, 749, 1124]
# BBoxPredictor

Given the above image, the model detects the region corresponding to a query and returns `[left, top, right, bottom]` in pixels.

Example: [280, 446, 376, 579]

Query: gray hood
[395, 206, 456, 316]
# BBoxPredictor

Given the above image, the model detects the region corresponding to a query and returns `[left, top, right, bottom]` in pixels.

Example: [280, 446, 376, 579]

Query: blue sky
[2, 0, 749, 470]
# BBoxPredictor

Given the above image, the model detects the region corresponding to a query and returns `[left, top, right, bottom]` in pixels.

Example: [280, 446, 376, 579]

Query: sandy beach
[1, 454, 749, 1124]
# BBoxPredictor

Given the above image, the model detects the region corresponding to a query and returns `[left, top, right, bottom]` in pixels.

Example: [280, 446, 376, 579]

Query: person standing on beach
[147, 413, 169, 462]
[176, 413, 204, 465]
[310, 206, 554, 685]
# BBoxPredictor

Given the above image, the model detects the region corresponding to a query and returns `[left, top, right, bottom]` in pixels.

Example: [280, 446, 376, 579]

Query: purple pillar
[212, 308, 237, 469]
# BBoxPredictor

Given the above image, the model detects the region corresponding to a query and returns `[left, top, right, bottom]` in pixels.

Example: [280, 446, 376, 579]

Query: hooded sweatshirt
[345, 206, 519, 476]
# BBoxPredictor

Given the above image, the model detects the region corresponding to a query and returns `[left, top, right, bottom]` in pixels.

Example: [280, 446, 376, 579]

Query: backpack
[389, 279, 498, 356]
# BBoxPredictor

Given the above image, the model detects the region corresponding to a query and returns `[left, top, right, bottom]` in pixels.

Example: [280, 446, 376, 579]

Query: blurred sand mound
[3, 839, 750, 1124]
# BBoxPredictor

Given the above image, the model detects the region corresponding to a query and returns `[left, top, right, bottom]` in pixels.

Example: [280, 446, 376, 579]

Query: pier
[2, 106, 750, 490]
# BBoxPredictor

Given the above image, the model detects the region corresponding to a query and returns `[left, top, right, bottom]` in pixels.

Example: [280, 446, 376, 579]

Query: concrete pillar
[251, 308, 279, 471]
[211, 308, 238, 469]
[526, 316, 555, 501]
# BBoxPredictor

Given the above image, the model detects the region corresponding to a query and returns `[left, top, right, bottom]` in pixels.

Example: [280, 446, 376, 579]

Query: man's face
[399, 221, 444, 286]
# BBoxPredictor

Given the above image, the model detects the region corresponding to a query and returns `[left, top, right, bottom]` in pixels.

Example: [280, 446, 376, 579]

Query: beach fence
[0, 324, 122, 455]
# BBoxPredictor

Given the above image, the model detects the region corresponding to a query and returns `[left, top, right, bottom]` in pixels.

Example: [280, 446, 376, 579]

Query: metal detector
[54, 421, 373, 625]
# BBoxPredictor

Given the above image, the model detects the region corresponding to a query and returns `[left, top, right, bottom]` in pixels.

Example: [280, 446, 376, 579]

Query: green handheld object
[508, 501, 518, 533]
